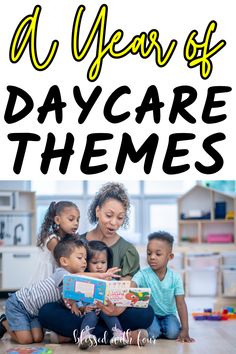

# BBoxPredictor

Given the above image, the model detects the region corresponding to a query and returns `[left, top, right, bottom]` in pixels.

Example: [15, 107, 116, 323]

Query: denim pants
[38, 302, 154, 340]
[147, 314, 180, 339]
[81, 310, 123, 335]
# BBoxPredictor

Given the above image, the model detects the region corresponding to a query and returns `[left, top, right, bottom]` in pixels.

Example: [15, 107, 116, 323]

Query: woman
[39, 299, 154, 345]
[38, 182, 154, 344]
[80, 182, 140, 279]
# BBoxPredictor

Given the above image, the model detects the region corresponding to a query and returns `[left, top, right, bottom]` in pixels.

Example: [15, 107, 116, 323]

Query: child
[31, 201, 80, 283]
[132, 231, 194, 343]
[0, 237, 120, 344]
[69, 240, 129, 349]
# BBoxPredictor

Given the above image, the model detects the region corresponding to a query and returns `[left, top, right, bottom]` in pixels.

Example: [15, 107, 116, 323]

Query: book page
[116, 288, 151, 308]
[106, 281, 131, 303]
[74, 281, 95, 298]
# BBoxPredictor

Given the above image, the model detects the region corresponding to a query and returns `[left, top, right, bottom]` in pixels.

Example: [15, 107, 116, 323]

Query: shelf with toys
[177, 185, 236, 245]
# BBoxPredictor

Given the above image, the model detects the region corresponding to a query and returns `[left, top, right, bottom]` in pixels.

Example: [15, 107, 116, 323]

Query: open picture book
[63, 274, 151, 308]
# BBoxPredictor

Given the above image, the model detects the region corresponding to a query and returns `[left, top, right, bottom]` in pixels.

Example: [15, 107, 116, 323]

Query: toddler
[71, 240, 128, 349]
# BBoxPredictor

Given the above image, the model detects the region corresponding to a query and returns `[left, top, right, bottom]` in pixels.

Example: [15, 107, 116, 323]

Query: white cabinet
[0, 190, 36, 246]
[0, 247, 38, 290]
[0, 189, 37, 291]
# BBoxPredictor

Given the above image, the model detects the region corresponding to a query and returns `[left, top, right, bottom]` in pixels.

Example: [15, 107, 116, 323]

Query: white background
[0, 0, 234, 180]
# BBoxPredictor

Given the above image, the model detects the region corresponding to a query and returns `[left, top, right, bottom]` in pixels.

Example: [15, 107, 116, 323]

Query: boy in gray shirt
[1, 236, 119, 345]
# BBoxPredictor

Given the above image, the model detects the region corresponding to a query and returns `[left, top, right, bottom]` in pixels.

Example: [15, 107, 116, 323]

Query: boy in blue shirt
[132, 231, 194, 343]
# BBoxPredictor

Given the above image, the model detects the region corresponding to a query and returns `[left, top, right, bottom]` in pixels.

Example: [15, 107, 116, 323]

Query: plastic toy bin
[207, 233, 233, 243]
[187, 253, 221, 268]
[222, 252, 236, 266]
[186, 267, 219, 296]
[222, 267, 236, 297]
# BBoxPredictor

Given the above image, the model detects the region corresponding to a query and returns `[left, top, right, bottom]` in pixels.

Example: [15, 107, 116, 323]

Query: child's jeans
[147, 314, 180, 339]
[81, 310, 123, 334]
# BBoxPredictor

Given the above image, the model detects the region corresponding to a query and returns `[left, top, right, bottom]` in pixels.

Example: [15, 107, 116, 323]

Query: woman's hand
[100, 267, 121, 280]
[95, 299, 126, 316]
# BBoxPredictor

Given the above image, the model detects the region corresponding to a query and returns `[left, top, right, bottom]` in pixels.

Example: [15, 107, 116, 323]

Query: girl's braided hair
[37, 201, 79, 248]
[87, 182, 130, 228]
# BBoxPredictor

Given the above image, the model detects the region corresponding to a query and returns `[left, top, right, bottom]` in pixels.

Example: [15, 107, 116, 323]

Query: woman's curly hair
[88, 182, 130, 228]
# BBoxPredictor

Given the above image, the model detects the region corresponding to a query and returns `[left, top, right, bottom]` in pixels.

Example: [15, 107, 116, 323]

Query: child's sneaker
[110, 327, 128, 348]
[0, 313, 7, 339]
[78, 326, 97, 350]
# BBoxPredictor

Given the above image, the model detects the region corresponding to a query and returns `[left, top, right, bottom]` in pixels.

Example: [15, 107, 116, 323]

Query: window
[149, 203, 178, 241]
[144, 181, 196, 195]
[142, 197, 178, 243]
[31, 181, 83, 195]
[30, 180, 198, 244]
[87, 181, 140, 195]
[4, 180, 236, 246]
[119, 202, 141, 244]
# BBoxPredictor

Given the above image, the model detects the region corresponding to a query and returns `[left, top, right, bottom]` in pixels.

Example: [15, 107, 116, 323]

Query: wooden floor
[1, 298, 236, 354]
[1, 319, 236, 354]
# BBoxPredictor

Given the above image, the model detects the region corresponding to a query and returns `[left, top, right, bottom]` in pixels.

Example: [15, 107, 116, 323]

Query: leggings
[38, 302, 154, 340]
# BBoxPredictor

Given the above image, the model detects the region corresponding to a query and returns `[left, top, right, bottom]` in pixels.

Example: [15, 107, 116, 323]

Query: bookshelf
[177, 185, 236, 245]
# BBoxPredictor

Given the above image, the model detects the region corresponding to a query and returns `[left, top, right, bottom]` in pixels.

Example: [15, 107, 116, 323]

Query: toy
[192, 308, 236, 321]
[6, 347, 53, 354]
[207, 233, 233, 243]
[226, 210, 234, 220]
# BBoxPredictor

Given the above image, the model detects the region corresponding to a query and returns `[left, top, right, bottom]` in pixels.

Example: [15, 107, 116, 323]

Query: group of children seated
[0, 198, 194, 349]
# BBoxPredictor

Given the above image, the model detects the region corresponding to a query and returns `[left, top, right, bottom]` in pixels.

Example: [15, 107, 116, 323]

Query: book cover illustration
[114, 288, 151, 308]
[63, 275, 151, 307]
[63, 275, 130, 304]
